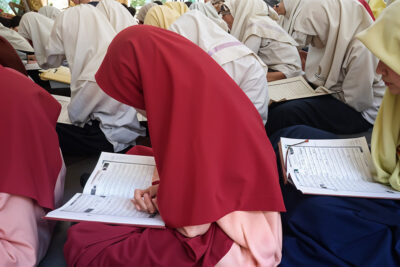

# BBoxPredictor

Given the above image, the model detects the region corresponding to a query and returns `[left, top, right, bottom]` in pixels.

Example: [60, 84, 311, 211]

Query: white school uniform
[170, 11, 269, 124]
[226, 0, 302, 78]
[46, 5, 145, 152]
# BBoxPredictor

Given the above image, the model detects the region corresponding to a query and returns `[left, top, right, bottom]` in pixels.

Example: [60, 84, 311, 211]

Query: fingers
[131, 188, 158, 214]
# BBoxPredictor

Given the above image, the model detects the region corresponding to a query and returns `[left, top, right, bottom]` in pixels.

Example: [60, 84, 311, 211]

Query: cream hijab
[226, 0, 297, 45]
[169, 10, 266, 70]
[46, 5, 115, 94]
[279, 0, 301, 35]
[18, 12, 54, 67]
[164, 1, 188, 15]
[144, 5, 180, 29]
[290, 0, 373, 89]
[38, 6, 61, 20]
[97, 0, 137, 33]
[357, 1, 400, 190]
[0, 23, 33, 53]
[136, 3, 157, 23]
[189, 2, 229, 32]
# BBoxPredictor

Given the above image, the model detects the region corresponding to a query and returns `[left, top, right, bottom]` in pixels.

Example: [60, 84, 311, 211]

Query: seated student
[268, 2, 400, 265]
[96, 0, 137, 33]
[170, 11, 269, 124]
[144, 5, 180, 28]
[224, 0, 302, 82]
[164, 1, 188, 15]
[64, 25, 285, 266]
[18, 12, 54, 68]
[0, 22, 34, 56]
[136, 2, 157, 24]
[189, 1, 229, 32]
[46, 5, 145, 155]
[0, 35, 28, 75]
[38, 6, 61, 20]
[267, 0, 385, 135]
[0, 64, 65, 266]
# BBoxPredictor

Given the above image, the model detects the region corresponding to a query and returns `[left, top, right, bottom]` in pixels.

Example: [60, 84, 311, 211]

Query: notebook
[39, 66, 71, 84]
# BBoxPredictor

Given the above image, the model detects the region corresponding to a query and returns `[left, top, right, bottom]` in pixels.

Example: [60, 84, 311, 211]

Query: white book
[45, 152, 165, 228]
[279, 137, 400, 199]
[268, 76, 333, 105]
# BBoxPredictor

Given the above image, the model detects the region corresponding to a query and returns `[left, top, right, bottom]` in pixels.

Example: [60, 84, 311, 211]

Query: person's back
[46, 5, 145, 154]
[170, 10, 269, 124]
[226, 0, 302, 81]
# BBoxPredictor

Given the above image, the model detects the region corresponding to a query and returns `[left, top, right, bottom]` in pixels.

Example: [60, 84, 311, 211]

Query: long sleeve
[245, 35, 302, 78]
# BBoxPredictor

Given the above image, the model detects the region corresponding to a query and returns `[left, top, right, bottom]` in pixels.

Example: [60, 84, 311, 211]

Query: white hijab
[45, 5, 144, 149]
[279, 0, 301, 35]
[18, 12, 54, 67]
[292, 0, 373, 89]
[0, 23, 33, 53]
[189, 2, 229, 32]
[46, 5, 114, 94]
[226, 0, 297, 45]
[38, 6, 61, 20]
[96, 0, 137, 33]
[169, 10, 266, 70]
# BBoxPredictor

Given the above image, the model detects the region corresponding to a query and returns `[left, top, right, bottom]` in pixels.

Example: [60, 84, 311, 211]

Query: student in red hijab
[64, 26, 285, 266]
[0, 64, 65, 266]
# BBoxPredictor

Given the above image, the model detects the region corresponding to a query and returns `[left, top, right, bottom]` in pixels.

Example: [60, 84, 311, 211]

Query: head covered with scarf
[95, 26, 284, 227]
[357, 1, 400, 190]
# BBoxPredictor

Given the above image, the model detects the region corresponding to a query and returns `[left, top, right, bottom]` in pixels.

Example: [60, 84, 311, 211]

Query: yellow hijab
[164, 1, 188, 15]
[357, 1, 400, 191]
[369, 0, 386, 18]
[144, 5, 181, 29]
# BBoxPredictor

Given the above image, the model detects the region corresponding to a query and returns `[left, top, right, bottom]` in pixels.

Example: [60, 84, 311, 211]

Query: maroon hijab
[96, 25, 285, 228]
[0, 65, 62, 210]
[0, 36, 28, 76]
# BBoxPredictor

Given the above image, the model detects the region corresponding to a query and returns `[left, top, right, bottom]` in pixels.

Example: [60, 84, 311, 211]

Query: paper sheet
[280, 137, 400, 199]
[45, 193, 165, 227]
[39, 66, 71, 84]
[51, 94, 71, 124]
[83, 152, 156, 199]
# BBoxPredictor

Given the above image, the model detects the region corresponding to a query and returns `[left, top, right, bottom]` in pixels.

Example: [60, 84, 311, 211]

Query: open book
[45, 152, 165, 228]
[51, 94, 72, 124]
[268, 76, 334, 105]
[39, 66, 71, 84]
[279, 137, 400, 199]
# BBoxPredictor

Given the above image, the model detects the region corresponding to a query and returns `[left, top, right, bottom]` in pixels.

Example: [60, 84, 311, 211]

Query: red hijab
[0, 65, 62, 210]
[96, 25, 285, 228]
[0, 36, 28, 76]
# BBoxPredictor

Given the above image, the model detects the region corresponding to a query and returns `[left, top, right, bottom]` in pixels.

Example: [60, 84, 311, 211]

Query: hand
[27, 54, 37, 64]
[131, 185, 159, 214]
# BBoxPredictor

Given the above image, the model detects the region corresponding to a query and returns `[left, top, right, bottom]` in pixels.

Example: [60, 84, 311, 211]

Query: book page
[51, 94, 71, 124]
[83, 152, 156, 199]
[268, 76, 329, 104]
[137, 113, 147, 122]
[22, 60, 41, 70]
[45, 193, 165, 227]
[39, 66, 71, 84]
[280, 137, 400, 199]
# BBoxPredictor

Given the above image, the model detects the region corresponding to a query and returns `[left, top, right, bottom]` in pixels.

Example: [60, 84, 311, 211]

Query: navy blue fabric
[269, 125, 400, 266]
[266, 95, 372, 135]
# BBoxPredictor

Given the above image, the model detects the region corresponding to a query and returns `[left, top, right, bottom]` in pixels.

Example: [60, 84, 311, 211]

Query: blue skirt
[270, 125, 400, 266]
